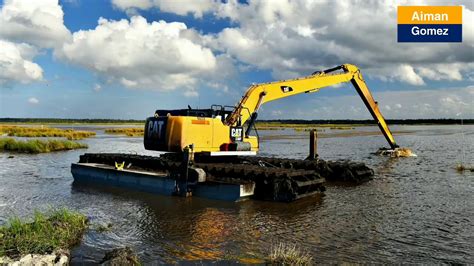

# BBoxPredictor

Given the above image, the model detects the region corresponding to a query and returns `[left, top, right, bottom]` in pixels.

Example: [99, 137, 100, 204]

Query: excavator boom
[226, 64, 398, 149]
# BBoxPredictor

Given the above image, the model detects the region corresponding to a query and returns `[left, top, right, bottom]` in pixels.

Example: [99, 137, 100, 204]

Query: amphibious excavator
[74, 64, 412, 202]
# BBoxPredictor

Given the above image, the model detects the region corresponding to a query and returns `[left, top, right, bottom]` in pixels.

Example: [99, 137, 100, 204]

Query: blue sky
[0, 0, 472, 119]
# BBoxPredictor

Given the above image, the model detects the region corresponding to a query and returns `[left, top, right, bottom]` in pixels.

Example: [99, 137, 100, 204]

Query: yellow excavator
[144, 64, 412, 157]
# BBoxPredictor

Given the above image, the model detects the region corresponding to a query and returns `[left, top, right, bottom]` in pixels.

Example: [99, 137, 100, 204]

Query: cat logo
[147, 120, 165, 139]
[280, 86, 293, 93]
[230, 126, 243, 141]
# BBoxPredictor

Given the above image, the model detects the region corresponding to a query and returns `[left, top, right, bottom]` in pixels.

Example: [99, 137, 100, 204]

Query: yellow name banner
[398, 6, 462, 24]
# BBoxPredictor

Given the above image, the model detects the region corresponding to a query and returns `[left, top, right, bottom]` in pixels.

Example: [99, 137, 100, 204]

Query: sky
[0, 0, 473, 120]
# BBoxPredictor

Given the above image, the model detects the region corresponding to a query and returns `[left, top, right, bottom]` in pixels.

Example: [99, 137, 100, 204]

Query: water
[0, 125, 473, 264]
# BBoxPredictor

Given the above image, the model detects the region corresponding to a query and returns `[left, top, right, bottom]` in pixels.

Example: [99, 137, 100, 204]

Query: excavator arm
[226, 64, 399, 149]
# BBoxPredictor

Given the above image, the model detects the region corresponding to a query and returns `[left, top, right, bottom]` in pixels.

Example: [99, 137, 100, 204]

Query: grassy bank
[0, 138, 87, 153]
[105, 128, 144, 137]
[0, 125, 95, 140]
[0, 209, 88, 259]
[0, 118, 145, 125]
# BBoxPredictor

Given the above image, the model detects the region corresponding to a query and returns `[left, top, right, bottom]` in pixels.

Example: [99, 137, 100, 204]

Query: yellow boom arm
[226, 64, 399, 149]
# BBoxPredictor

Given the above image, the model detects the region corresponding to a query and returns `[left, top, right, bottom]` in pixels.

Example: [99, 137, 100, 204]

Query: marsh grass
[105, 128, 144, 137]
[0, 138, 87, 153]
[0, 209, 88, 259]
[456, 164, 474, 172]
[100, 247, 141, 265]
[93, 223, 113, 233]
[270, 243, 313, 265]
[0, 125, 95, 140]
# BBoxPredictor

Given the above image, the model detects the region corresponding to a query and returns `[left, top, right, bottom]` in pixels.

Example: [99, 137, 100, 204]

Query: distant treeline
[261, 119, 474, 125]
[0, 118, 472, 125]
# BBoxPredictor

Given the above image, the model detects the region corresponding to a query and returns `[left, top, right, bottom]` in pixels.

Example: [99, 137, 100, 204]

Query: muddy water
[0, 125, 473, 264]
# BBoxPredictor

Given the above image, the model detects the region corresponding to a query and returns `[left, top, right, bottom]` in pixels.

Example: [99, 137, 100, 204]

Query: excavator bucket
[376, 147, 417, 157]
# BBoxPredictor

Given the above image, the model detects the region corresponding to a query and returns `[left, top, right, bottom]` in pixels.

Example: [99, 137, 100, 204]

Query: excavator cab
[144, 106, 259, 154]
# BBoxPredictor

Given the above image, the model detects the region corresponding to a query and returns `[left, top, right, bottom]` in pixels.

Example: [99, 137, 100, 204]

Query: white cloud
[295, 25, 316, 38]
[1, 0, 472, 96]
[210, 0, 474, 84]
[468, 86, 474, 95]
[417, 63, 465, 81]
[112, 0, 152, 10]
[97, 0, 474, 87]
[58, 16, 217, 91]
[112, 0, 217, 18]
[0, 40, 43, 85]
[0, 0, 69, 86]
[271, 110, 283, 117]
[0, 0, 71, 48]
[93, 83, 102, 91]
[183, 89, 198, 97]
[395, 65, 425, 86]
[28, 97, 39, 104]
